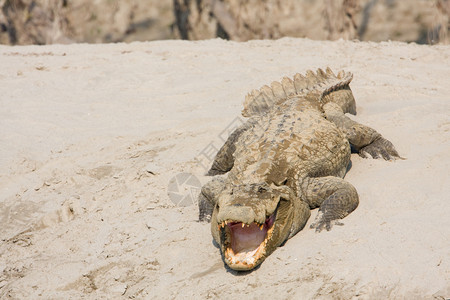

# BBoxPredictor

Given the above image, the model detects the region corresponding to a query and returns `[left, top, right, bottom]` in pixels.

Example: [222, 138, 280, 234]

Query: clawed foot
[359, 137, 403, 160]
[198, 212, 212, 223]
[310, 211, 344, 232]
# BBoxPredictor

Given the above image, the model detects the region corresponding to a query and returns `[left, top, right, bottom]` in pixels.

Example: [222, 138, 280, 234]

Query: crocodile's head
[211, 183, 299, 271]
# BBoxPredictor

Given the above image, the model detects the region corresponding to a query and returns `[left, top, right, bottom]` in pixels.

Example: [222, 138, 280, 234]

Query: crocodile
[198, 68, 401, 271]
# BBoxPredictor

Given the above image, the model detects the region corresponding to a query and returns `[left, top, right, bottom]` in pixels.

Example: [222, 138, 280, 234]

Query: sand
[0, 38, 449, 299]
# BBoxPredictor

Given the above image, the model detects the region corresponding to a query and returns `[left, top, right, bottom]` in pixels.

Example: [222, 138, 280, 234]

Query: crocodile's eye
[257, 186, 267, 193]
[279, 196, 289, 202]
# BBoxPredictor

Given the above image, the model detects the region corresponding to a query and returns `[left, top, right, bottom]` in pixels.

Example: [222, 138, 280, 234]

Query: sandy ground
[0, 38, 449, 299]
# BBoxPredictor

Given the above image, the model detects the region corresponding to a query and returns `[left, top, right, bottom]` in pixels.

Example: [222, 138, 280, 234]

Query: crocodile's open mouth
[219, 210, 276, 270]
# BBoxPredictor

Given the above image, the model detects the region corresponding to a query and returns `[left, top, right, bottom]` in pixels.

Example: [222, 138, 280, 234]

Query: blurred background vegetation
[0, 0, 449, 45]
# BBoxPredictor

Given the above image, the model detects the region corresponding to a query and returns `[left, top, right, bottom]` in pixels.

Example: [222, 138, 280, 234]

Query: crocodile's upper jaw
[219, 210, 276, 270]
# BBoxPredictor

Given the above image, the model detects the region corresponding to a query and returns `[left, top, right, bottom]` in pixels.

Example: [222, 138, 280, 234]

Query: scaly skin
[199, 68, 401, 271]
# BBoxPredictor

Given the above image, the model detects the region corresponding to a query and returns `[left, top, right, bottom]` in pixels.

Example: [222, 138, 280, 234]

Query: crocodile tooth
[242, 223, 245, 228]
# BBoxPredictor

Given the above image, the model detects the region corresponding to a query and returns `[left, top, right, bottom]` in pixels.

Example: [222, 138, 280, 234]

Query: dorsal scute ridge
[318, 71, 353, 102]
[242, 68, 353, 117]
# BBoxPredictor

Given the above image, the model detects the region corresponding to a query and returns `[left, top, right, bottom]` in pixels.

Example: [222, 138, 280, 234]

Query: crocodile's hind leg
[198, 176, 227, 222]
[300, 176, 359, 232]
[207, 118, 256, 175]
[323, 102, 401, 160]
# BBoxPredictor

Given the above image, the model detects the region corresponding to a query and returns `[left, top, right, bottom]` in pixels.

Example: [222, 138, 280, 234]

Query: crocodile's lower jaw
[219, 213, 276, 270]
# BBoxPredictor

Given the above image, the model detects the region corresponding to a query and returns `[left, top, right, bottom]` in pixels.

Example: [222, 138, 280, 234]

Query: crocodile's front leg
[324, 102, 401, 160]
[300, 176, 359, 232]
[198, 176, 227, 222]
[207, 118, 257, 175]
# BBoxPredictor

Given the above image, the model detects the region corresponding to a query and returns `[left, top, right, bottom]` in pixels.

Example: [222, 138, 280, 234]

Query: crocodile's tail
[242, 68, 353, 117]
